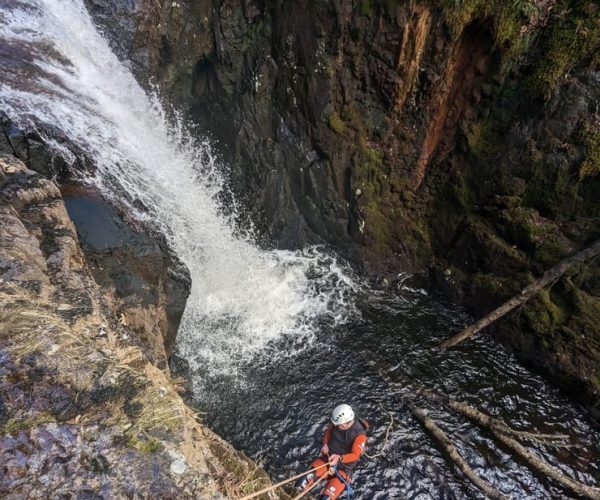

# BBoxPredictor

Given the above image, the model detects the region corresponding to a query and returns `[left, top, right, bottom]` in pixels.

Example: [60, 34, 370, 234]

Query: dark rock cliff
[84, 0, 600, 409]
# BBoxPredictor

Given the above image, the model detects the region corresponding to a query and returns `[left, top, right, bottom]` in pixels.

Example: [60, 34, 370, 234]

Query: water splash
[0, 0, 358, 379]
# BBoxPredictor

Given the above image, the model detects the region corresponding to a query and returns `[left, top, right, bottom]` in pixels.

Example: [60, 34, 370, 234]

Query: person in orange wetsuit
[296, 404, 367, 499]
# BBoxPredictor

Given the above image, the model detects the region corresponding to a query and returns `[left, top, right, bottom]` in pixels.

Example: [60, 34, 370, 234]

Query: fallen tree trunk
[407, 402, 509, 500]
[365, 354, 600, 499]
[448, 401, 600, 500]
[409, 388, 600, 499]
[439, 238, 600, 349]
[395, 382, 569, 444]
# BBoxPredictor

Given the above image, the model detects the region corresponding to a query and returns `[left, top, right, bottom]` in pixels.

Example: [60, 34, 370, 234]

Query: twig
[364, 404, 395, 459]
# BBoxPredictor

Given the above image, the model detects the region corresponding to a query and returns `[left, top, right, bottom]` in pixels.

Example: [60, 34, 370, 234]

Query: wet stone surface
[61, 184, 191, 367]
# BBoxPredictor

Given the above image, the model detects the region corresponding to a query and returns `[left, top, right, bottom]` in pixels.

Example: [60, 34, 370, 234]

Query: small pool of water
[62, 185, 133, 250]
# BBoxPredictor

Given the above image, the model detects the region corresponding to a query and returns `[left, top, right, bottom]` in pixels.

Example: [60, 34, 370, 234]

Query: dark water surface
[63, 188, 131, 250]
[179, 286, 600, 499]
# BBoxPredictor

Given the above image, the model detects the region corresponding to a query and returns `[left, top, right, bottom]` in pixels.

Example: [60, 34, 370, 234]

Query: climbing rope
[291, 476, 325, 500]
[332, 465, 354, 499]
[237, 461, 331, 500]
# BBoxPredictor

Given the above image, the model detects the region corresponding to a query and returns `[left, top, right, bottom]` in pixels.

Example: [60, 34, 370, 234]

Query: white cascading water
[0, 0, 356, 383]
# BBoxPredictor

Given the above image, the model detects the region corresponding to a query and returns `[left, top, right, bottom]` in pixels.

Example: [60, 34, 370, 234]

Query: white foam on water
[0, 0, 358, 384]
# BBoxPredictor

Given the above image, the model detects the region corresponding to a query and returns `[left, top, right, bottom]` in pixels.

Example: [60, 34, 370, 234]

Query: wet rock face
[61, 186, 191, 368]
[84, 0, 215, 101]
[1, 112, 89, 181]
[94, 0, 506, 268]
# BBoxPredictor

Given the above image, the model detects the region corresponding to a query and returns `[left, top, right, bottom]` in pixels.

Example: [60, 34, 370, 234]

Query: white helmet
[331, 404, 354, 425]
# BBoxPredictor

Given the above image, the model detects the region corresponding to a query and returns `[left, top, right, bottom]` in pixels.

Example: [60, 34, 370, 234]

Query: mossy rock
[563, 282, 600, 342]
[532, 232, 575, 267]
[494, 195, 522, 209]
[499, 206, 557, 250]
[469, 272, 519, 307]
[578, 120, 600, 180]
[328, 112, 346, 134]
[1, 412, 56, 435]
[528, 0, 600, 98]
[434, 0, 535, 60]
[523, 288, 567, 336]
[467, 117, 504, 159]
[453, 217, 529, 274]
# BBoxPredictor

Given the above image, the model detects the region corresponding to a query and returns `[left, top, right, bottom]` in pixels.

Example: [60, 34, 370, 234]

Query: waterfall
[0, 0, 356, 381]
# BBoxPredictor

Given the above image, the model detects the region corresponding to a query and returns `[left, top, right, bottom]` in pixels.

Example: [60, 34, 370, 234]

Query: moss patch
[126, 433, 163, 454]
[578, 120, 600, 180]
[522, 288, 567, 345]
[358, 0, 402, 17]
[528, 0, 600, 98]
[357, 146, 392, 249]
[327, 112, 346, 134]
[434, 0, 539, 60]
[467, 116, 504, 159]
[359, 0, 374, 17]
[1, 412, 56, 435]
[500, 206, 557, 249]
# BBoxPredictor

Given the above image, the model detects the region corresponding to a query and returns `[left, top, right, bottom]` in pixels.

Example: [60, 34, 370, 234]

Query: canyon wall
[70, 0, 600, 409]
[55, 0, 600, 403]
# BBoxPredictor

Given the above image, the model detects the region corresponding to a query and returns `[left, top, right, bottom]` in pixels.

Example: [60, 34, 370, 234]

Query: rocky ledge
[0, 154, 286, 498]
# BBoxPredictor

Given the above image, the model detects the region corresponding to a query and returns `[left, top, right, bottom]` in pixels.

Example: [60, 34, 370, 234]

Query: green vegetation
[502, 206, 557, 248]
[328, 112, 346, 134]
[363, 147, 384, 178]
[578, 121, 600, 180]
[471, 272, 518, 299]
[2, 412, 56, 435]
[126, 433, 163, 454]
[524, 289, 566, 335]
[432, 1, 600, 97]
[467, 117, 503, 158]
[359, 0, 374, 17]
[359, 0, 402, 17]
[528, 1, 600, 98]
[353, 145, 392, 250]
[327, 105, 371, 145]
[136, 437, 162, 454]
[434, 0, 534, 56]
[450, 170, 477, 209]
[533, 233, 574, 266]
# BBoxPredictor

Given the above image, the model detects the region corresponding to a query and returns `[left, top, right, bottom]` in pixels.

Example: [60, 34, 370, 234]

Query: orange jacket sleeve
[322, 424, 333, 445]
[340, 434, 367, 464]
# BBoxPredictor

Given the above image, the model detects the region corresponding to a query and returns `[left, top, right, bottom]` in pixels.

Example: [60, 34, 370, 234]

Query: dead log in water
[442, 399, 600, 500]
[365, 354, 600, 499]
[407, 401, 509, 500]
[438, 238, 600, 349]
